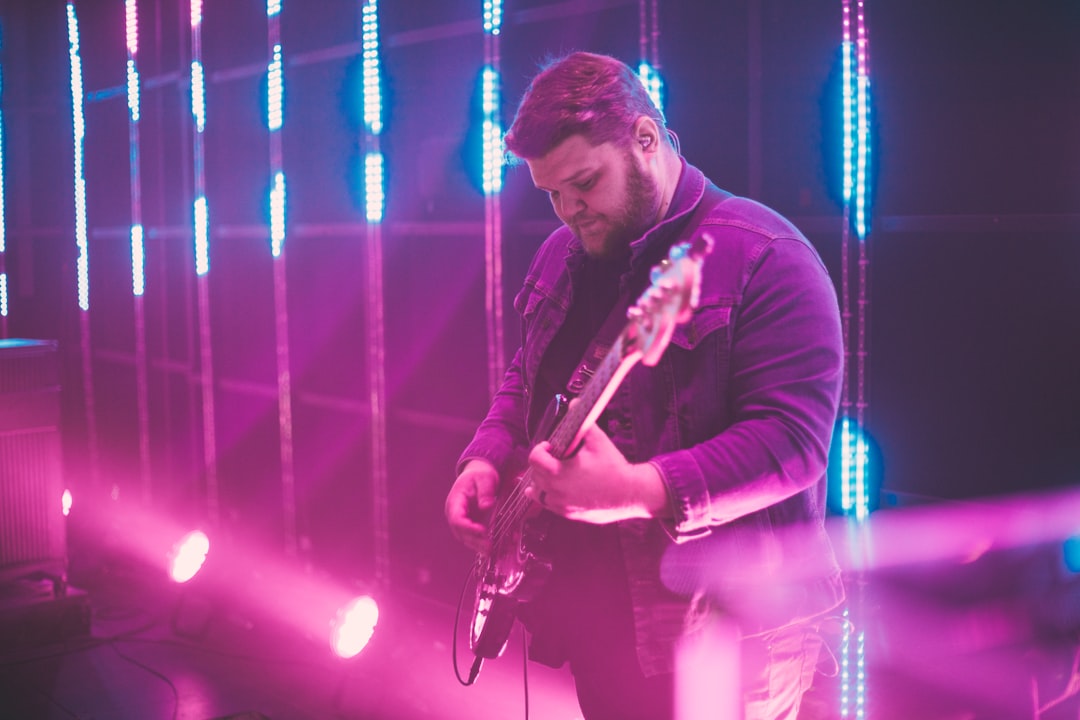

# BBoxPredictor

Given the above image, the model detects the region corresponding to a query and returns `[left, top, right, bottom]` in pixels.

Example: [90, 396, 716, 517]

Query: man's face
[526, 134, 661, 260]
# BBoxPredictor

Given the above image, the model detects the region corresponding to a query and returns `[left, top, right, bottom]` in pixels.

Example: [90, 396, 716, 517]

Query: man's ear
[631, 116, 661, 155]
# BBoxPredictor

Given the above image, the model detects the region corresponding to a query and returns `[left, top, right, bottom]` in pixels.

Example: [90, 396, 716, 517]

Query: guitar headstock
[628, 231, 714, 366]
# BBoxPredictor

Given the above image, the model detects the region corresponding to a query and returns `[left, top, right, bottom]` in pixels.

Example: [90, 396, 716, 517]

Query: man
[445, 51, 845, 720]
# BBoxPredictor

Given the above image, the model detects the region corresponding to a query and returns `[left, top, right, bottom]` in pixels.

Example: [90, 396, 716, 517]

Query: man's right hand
[444, 459, 499, 554]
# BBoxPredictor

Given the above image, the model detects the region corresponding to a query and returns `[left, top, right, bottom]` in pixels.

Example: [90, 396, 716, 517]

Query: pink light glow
[61, 489, 73, 516]
[169, 530, 210, 583]
[330, 595, 379, 658]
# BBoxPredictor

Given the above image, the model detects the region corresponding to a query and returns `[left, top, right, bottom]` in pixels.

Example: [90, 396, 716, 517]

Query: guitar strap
[564, 182, 733, 396]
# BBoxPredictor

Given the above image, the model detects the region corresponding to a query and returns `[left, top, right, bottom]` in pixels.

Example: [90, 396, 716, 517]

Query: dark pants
[568, 614, 823, 720]
[526, 523, 823, 720]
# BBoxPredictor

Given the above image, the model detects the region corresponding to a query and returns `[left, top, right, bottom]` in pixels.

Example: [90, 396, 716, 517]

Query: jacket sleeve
[652, 237, 844, 539]
[455, 346, 531, 477]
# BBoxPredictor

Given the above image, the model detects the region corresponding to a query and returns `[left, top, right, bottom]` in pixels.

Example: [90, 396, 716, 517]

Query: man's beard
[576, 151, 661, 260]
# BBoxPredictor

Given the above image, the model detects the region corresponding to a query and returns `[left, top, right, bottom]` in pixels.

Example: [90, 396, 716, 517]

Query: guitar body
[469, 396, 568, 660]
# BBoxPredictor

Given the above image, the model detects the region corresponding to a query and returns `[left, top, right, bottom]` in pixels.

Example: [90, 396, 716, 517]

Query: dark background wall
[0, 0, 1077, 605]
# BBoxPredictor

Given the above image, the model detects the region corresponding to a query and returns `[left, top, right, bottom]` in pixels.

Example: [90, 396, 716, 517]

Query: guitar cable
[451, 563, 534, 720]
[452, 562, 485, 687]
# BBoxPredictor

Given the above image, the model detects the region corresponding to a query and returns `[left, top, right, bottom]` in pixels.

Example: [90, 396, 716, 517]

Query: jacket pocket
[670, 301, 735, 351]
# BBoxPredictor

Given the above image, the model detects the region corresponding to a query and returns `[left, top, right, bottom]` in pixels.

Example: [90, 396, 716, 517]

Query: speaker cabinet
[0, 339, 65, 583]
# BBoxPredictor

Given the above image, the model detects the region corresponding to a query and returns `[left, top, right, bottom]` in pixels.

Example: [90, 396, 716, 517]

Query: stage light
[62, 488, 73, 517]
[0, 274, 7, 317]
[1065, 535, 1080, 574]
[168, 530, 210, 584]
[330, 595, 379, 659]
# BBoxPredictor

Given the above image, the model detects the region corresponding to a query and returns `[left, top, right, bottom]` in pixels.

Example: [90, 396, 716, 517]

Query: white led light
[68, 3, 89, 311]
[131, 224, 145, 296]
[268, 44, 283, 131]
[361, 1, 382, 135]
[126, 0, 139, 54]
[194, 195, 209, 276]
[191, 60, 206, 132]
[364, 152, 384, 223]
[270, 172, 286, 257]
[126, 59, 141, 122]
[483, 0, 502, 35]
[0, 64, 6, 255]
[480, 66, 503, 195]
[841, 40, 855, 202]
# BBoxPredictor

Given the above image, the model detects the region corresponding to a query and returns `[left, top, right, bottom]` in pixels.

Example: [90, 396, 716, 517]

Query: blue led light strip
[126, 0, 153, 503]
[839, 608, 868, 718]
[853, 0, 871, 241]
[190, 0, 218, 525]
[360, 0, 389, 585]
[67, 4, 89, 312]
[67, 2, 101, 487]
[266, 0, 298, 558]
[0, 34, 7, 328]
[482, 0, 505, 403]
[361, 0, 383, 215]
[839, 0, 872, 522]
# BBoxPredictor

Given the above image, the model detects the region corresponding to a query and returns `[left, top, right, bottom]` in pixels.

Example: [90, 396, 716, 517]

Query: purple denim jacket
[458, 160, 845, 676]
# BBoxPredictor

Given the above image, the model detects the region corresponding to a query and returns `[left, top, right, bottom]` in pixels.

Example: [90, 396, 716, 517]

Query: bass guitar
[466, 232, 715, 677]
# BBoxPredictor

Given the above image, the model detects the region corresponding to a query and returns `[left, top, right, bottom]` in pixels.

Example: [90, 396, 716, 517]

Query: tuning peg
[650, 259, 670, 285]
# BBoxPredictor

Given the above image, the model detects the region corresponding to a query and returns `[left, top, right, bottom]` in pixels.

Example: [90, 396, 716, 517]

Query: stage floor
[1, 554, 1078, 720]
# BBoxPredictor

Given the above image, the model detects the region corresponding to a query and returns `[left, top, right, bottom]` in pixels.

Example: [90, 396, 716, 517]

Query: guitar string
[482, 247, 701, 548]
[485, 339, 624, 546]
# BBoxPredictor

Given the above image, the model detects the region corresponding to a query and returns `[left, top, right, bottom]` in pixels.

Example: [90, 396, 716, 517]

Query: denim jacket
[458, 160, 845, 676]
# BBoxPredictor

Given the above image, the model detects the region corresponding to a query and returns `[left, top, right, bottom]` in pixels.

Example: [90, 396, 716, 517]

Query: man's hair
[503, 51, 667, 161]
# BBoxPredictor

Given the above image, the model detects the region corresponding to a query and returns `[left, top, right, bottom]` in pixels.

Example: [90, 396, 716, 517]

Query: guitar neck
[545, 330, 641, 459]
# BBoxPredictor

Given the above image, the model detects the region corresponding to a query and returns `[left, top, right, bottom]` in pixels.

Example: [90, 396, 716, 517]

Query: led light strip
[0, 33, 7, 327]
[360, 0, 389, 585]
[126, 0, 153, 503]
[266, 0, 298, 558]
[67, 4, 89, 312]
[362, 0, 383, 219]
[67, 2, 100, 486]
[839, 0, 872, 521]
[481, 0, 505, 406]
[190, 0, 218, 525]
